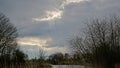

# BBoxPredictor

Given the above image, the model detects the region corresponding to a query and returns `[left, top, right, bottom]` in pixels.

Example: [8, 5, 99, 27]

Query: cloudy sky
[0, 0, 120, 58]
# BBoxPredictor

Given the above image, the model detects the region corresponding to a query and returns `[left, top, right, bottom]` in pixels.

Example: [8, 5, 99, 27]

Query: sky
[0, 0, 120, 58]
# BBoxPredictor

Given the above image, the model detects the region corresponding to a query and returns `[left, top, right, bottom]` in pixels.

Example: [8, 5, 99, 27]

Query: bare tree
[38, 47, 46, 65]
[0, 13, 18, 64]
[70, 16, 120, 68]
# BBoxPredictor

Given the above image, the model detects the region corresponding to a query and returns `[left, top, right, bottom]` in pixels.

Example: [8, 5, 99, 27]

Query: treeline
[32, 52, 82, 65]
[30, 49, 83, 65]
[48, 52, 83, 65]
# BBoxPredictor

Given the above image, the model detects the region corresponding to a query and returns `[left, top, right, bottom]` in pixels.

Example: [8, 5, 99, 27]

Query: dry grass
[0, 62, 52, 68]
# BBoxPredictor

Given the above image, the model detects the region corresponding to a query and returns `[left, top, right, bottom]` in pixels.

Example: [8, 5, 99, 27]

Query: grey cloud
[19, 45, 40, 59]
[0, 0, 120, 57]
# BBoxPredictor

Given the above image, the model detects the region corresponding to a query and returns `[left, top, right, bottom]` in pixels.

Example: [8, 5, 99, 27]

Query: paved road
[52, 65, 85, 68]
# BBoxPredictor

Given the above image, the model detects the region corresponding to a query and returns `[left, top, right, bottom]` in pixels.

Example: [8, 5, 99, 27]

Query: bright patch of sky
[32, 0, 89, 22]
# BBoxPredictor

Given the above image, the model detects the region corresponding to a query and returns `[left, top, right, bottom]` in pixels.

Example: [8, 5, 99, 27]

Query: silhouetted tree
[38, 47, 46, 65]
[72, 52, 83, 63]
[0, 13, 18, 64]
[49, 52, 63, 64]
[12, 49, 28, 64]
[64, 53, 69, 61]
[70, 16, 120, 68]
